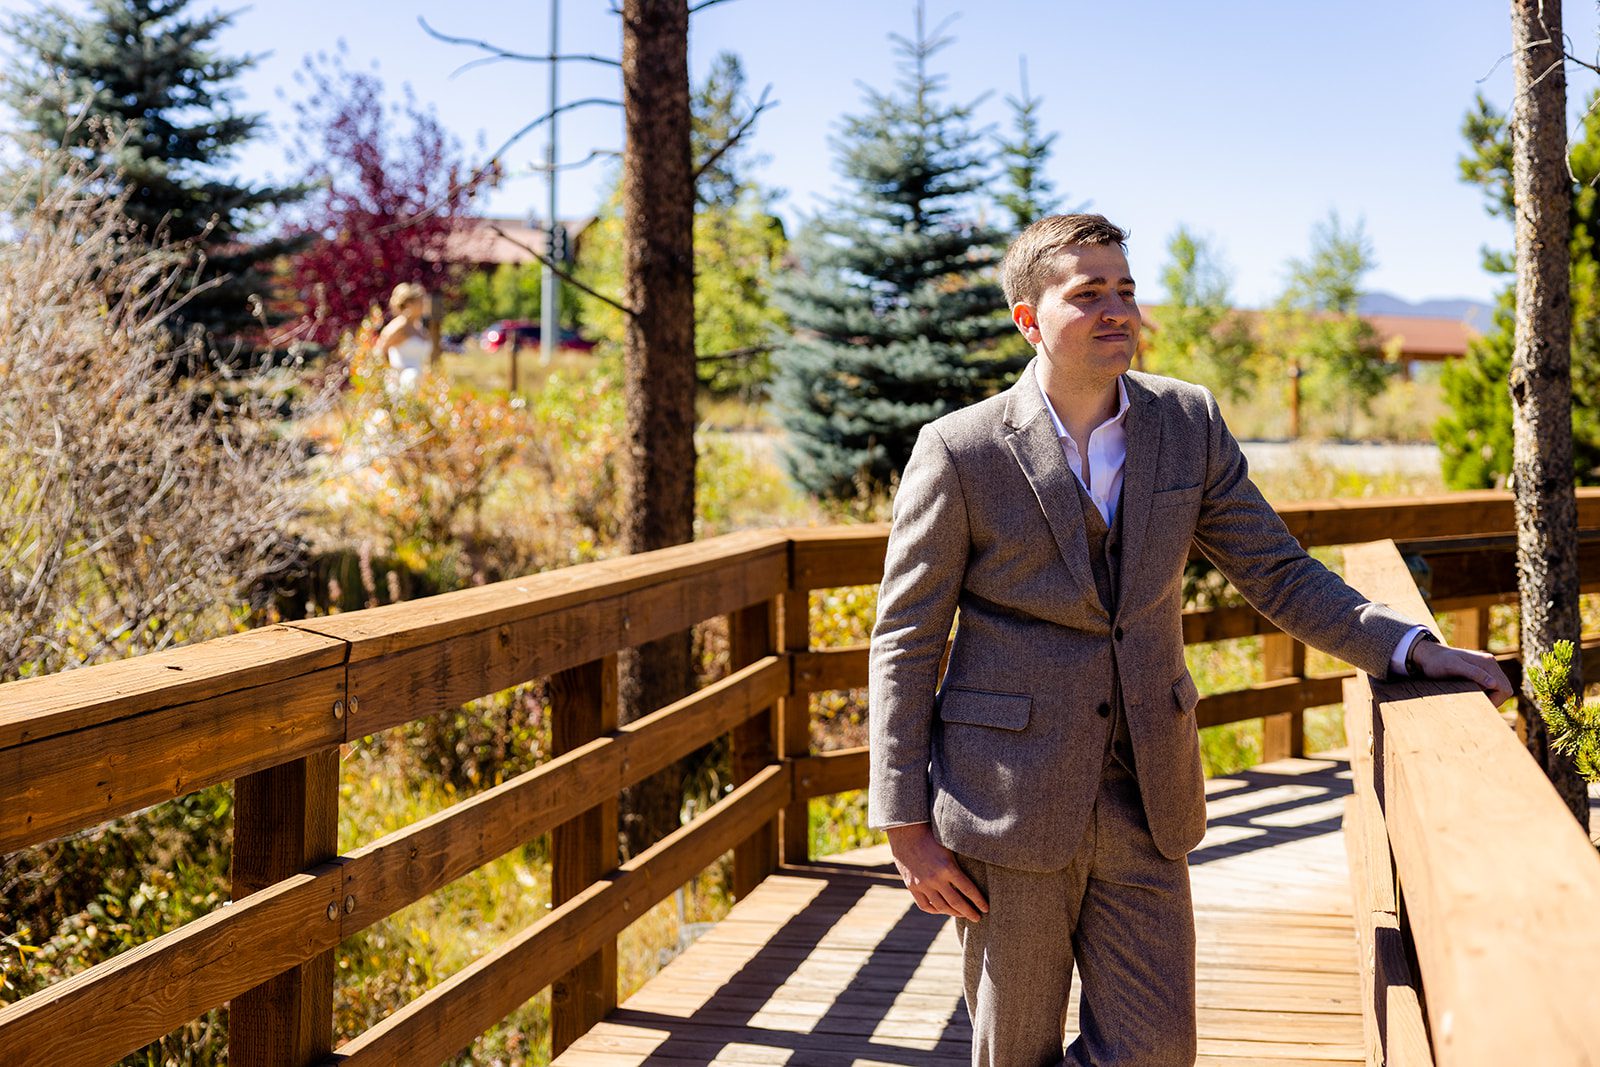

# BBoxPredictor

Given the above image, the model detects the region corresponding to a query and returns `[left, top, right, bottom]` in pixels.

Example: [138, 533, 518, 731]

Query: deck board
[555, 754, 1365, 1066]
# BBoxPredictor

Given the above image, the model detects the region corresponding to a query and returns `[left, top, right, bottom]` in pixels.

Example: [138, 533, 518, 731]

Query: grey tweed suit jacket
[866, 360, 1419, 870]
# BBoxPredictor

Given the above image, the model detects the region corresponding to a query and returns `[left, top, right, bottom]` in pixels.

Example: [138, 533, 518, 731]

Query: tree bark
[618, 0, 697, 855]
[1509, 0, 1589, 825]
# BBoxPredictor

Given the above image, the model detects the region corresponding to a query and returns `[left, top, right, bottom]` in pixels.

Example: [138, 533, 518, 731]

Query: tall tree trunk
[618, 0, 697, 855]
[1510, 0, 1589, 825]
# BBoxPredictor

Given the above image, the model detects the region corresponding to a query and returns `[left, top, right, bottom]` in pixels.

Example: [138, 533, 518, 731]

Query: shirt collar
[1033, 360, 1130, 443]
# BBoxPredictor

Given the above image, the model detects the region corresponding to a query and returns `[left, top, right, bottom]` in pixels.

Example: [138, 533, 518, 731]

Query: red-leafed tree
[283, 50, 485, 348]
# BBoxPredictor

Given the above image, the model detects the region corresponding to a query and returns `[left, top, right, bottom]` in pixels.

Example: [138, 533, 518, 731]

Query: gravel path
[710, 430, 1444, 479]
[1238, 440, 1441, 476]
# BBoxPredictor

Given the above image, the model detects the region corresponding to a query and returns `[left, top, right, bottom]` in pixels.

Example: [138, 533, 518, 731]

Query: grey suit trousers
[954, 754, 1197, 1067]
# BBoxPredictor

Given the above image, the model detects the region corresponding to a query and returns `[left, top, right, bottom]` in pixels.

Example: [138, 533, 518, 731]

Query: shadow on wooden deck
[554, 755, 1367, 1066]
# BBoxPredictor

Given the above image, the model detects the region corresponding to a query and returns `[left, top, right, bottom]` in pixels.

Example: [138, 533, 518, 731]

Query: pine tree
[1148, 226, 1256, 400]
[771, 5, 1020, 499]
[994, 57, 1058, 232]
[4, 0, 306, 361]
[1526, 640, 1600, 784]
[1436, 90, 1600, 488]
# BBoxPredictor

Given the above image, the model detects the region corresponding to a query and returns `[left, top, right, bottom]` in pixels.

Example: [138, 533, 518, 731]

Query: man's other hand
[886, 822, 989, 921]
[1411, 640, 1515, 708]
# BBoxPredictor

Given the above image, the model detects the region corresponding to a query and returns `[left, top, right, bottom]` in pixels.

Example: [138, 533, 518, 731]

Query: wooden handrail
[7, 491, 1600, 1065]
[0, 656, 788, 1064]
[1343, 539, 1600, 1066]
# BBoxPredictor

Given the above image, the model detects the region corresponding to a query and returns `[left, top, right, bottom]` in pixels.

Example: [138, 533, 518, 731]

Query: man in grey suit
[866, 214, 1513, 1066]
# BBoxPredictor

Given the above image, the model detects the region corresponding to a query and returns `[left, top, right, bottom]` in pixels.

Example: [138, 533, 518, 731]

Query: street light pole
[540, 0, 560, 367]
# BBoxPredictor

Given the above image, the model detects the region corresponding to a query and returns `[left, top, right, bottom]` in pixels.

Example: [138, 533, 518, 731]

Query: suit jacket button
[1097, 701, 1111, 717]
[1114, 626, 1124, 641]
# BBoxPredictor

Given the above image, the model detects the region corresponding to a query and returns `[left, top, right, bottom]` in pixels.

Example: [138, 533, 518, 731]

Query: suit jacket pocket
[938, 686, 1032, 731]
[1151, 483, 1203, 509]
[1172, 671, 1201, 715]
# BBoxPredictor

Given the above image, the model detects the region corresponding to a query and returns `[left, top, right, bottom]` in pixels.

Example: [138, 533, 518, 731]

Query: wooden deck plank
[554, 755, 1366, 1066]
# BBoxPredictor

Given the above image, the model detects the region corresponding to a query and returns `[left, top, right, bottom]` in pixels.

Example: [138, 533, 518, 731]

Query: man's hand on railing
[1410, 639, 1515, 708]
[886, 822, 989, 921]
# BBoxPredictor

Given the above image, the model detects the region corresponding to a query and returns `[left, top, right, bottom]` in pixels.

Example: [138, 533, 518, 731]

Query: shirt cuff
[1390, 625, 1428, 676]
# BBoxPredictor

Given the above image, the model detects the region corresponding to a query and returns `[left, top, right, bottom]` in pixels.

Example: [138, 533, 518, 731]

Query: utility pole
[541, 0, 560, 366]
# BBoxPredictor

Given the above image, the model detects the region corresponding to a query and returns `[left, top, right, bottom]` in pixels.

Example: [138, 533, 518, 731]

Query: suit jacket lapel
[1115, 372, 1163, 607]
[1002, 361, 1106, 621]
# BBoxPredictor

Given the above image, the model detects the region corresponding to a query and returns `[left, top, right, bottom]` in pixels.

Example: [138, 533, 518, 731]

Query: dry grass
[1207, 361, 1449, 443]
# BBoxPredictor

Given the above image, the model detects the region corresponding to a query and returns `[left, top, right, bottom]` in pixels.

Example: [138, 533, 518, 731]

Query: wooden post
[1288, 361, 1302, 440]
[549, 654, 620, 1056]
[427, 291, 443, 367]
[777, 588, 811, 865]
[230, 750, 340, 1067]
[1453, 605, 1492, 650]
[1261, 631, 1306, 762]
[730, 599, 779, 899]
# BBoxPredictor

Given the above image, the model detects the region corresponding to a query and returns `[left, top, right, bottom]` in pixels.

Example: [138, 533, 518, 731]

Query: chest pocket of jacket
[938, 686, 1031, 731]
[1151, 484, 1203, 509]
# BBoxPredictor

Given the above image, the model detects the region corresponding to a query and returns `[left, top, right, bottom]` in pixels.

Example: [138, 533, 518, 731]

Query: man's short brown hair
[999, 213, 1130, 309]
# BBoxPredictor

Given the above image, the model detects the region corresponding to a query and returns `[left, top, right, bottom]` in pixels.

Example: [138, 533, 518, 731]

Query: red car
[479, 320, 597, 354]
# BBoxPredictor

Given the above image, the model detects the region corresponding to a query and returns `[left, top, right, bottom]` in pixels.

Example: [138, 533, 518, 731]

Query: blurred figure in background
[377, 282, 431, 392]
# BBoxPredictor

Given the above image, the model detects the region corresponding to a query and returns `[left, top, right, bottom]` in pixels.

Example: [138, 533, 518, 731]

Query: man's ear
[1011, 302, 1039, 343]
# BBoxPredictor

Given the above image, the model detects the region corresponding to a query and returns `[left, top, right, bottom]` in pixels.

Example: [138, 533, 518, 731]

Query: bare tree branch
[486, 98, 624, 168]
[696, 343, 773, 363]
[486, 222, 633, 317]
[689, 0, 740, 12]
[694, 84, 777, 184]
[419, 16, 622, 71]
[526, 148, 621, 174]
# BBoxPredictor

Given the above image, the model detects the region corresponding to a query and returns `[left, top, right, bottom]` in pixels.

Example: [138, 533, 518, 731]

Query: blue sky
[6, 0, 1600, 307]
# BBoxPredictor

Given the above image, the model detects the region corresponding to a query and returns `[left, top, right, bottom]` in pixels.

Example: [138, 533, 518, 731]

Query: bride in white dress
[376, 282, 432, 392]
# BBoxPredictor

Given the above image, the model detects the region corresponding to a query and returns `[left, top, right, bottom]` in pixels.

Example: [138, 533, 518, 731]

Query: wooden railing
[4, 489, 1600, 1065]
[1343, 539, 1600, 1066]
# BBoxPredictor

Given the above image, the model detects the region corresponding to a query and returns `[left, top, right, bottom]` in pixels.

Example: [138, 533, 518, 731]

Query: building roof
[1360, 313, 1480, 358]
[441, 215, 597, 267]
[1140, 306, 1480, 361]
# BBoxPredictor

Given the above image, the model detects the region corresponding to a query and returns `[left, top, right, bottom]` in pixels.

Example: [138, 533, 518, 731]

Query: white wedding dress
[386, 332, 431, 392]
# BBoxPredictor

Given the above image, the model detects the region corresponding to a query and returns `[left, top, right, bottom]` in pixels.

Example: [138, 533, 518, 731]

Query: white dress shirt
[1032, 363, 1425, 676]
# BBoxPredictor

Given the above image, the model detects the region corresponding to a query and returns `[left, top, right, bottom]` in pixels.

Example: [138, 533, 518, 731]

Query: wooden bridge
[3, 491, 1599, 1065]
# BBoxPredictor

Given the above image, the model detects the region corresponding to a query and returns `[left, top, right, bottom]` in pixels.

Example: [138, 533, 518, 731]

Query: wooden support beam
[792, 747, 870, 799]
[229, 750, 340, 1066]
[1193, 672, 1348, 729]
[549, 655, 620, 1056]
[1451, 606, 1492, 650]
[0, 865, 343, 1065]
[791, 645, 869, 693]
[1260, 633, 1307, 762]
[729, 600, 779, 899]
[776, 588, 812, 865]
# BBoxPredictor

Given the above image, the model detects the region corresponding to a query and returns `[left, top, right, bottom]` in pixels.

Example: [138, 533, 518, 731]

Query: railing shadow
[1187, 759, 1353, 868]
[606, 866, 969, 1065]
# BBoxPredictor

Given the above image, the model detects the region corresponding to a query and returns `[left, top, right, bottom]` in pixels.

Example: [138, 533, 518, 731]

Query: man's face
[1011, 244, 1140, 379]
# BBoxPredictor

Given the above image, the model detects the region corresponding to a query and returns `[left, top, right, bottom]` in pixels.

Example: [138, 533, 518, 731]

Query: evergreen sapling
[1526, 639, 1600, 783]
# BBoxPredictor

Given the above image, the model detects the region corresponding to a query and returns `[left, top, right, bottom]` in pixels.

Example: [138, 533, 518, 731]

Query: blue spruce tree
[771, 7, 1022, 499]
